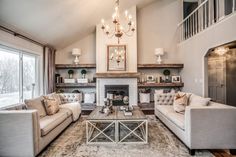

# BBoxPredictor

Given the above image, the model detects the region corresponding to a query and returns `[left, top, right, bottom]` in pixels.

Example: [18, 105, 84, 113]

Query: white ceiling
[0, 0, 156, 49]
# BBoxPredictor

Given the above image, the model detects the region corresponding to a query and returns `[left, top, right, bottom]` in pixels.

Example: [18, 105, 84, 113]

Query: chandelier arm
[123, 25, 131, 34]
[124, 31, 134, 37]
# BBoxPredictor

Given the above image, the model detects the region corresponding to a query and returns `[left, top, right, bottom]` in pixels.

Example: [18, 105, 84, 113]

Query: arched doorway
[205, 41, 236, 106]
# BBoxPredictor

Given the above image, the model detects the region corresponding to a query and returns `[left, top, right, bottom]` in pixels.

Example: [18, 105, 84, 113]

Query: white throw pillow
[155, 89, 164, 94]
[84, 93, 95, 103]
[189, 94, 211, 106]
[139, 93, 150, 103]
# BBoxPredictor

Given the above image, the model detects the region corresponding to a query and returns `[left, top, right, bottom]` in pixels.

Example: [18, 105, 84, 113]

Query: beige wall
[56, 1, 182, 65]
[137, 0, 182, 64]
[178, 14, 236, 96]
[56, 33, 96, 64]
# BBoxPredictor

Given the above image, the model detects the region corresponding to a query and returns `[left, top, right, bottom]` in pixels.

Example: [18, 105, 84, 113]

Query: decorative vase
[69, 74, 73, 79]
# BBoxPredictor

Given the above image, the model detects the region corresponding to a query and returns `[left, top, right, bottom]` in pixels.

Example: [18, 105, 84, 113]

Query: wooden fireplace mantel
[95, 72, 140, 78]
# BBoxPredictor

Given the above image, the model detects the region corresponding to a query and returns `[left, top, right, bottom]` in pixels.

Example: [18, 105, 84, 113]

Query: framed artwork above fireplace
[107, 45, 126, 71]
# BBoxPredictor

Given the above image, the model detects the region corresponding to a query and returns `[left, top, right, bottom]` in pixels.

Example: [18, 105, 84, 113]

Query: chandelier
[101, 0, 135, 44]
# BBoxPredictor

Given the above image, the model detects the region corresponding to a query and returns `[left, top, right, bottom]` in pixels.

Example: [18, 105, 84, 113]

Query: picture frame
[107, 45, 126, 71]
[171, 76, 181, 83]
[146, 75, 155, 83]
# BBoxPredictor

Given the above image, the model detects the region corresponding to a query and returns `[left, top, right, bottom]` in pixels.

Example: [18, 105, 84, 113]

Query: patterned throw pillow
[46, 93, 62, 105]
[173, 93, 188, 113]
[43, 97, 60, 115]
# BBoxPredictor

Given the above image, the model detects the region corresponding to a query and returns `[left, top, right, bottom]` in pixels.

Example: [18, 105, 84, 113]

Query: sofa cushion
[39, 108, 71, 136]
[156, 105, 185, 130]
[25, 96, 46, 118]
[43, 98, 60, 115]
[189, 94, 211, 106]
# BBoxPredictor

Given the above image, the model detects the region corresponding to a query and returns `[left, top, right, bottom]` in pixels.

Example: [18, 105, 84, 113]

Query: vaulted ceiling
[0, 0, 156, 49]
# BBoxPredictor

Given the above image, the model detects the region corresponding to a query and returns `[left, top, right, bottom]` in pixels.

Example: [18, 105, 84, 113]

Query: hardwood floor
[211, 150, 236, 157]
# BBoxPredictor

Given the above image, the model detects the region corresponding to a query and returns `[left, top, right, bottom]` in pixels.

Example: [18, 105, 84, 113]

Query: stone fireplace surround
[96, 78, 138, 106]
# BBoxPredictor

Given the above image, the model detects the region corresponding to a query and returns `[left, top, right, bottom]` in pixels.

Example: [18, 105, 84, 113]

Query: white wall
[178, 14, 236, 96]
[56, 33, 96, 64]
[96, 6, 137, 73]
[137, 0, 182, 64]
[0, 29, 44, 95]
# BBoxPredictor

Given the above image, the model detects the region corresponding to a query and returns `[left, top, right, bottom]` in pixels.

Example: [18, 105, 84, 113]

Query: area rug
[38, 116, 214, 157]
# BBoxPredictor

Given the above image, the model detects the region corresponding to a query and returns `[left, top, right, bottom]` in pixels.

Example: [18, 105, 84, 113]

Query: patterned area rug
[38, 116, 214, 157]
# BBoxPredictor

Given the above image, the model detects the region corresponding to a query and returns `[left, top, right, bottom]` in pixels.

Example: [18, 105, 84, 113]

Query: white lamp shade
[72, 48, 81, 56]
[155, 48, 164, 56]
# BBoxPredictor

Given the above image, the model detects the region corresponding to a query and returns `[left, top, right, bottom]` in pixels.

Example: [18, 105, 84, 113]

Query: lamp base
[157, 55, 162, 64]
[74, 56, 80, 64]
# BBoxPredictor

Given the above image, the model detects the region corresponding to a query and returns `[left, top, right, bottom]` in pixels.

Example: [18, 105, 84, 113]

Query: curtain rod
[0, 25, 45, 47]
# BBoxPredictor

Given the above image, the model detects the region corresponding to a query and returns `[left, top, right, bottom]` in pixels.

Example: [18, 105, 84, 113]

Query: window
[0, 45, 39, 108]
[224, 0, 233, 15]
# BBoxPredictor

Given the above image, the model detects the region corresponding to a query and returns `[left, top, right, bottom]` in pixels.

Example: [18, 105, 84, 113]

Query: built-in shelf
[138, 82, 184, 88]
[55, 64, 96, 69]
[138, 64, 184, 69]
[95, 72, 140, 78]
[55, 83, 96, 88]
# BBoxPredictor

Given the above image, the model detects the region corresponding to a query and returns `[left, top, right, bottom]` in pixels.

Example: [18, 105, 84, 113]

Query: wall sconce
[155, 48, 164, 64]
[72, 48, 82, 64]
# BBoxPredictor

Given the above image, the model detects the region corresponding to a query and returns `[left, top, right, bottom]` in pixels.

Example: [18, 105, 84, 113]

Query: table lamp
[155, 48, 164, 64]
[72, 48, 81, 64]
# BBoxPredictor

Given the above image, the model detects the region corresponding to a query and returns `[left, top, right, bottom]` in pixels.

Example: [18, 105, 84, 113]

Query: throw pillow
[25, 96, 47, 118]
[155, 89, 163, 94]
[173, 93, 188, 113]
[177, 92, 192, 105]
[43, 97, 60, 115]
[189, 94, 211, 106]
[84, 93, 95, 103]
[46, 93, 62, 105]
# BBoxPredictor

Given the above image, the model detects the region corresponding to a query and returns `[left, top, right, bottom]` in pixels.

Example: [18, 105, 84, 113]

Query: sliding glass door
[0, 48, 20, 107]
[23, 54, 37, 100]
[0, 45, 39, 108]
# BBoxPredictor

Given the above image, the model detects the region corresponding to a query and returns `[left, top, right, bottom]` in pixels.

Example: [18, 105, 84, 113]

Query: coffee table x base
[86, 119, 148, 144]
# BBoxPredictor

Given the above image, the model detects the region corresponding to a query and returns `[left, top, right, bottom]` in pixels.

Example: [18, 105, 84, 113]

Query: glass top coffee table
[86, 106, 148, 144]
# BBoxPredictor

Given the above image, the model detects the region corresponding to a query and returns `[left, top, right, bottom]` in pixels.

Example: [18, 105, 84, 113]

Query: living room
[0, 0, 236, 157]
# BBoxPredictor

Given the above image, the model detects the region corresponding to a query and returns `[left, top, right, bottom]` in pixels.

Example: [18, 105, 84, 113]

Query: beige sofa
[0, 93, 82, 157]
[154, 93, 236, 155]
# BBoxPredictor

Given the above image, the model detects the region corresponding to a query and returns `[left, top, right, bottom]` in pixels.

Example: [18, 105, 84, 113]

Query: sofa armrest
[185, 106, 236, 149]
[0, 110, 40, 157]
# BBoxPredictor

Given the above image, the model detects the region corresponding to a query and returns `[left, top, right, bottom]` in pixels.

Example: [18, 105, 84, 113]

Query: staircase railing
[178, 0, 236, 42]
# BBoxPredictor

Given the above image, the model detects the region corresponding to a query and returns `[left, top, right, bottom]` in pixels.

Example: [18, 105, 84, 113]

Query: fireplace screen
[105, 85, 129, 106]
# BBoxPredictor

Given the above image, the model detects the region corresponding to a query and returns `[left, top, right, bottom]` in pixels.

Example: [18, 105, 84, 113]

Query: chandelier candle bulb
[125, 10, 128, 17]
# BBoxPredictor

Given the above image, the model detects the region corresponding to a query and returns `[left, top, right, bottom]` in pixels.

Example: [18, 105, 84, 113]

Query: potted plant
[68, 70, 74, 79]
[163, 69, 171, 82]
[139, 88, 151, 104]
[81, 69, 87, 79]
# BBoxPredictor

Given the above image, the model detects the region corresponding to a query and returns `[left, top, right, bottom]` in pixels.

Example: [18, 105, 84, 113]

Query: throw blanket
[60, 102, 81, 121]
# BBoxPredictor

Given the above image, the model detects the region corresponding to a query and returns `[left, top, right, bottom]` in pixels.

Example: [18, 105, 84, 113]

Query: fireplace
[105, 85, 129, 106]
[96, 78, 137, 106]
